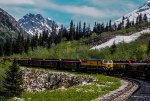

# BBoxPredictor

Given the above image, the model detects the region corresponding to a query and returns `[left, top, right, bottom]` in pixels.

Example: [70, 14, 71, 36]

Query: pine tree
[105, 22, 109, 32]
[93, 22, 97, 33]
[62, 27, 68, 40]
[31, 35, 35, 51]
[126, 18, 131, 28]
[109, 19, 112, 31]
[122, 16, 125, 28]
[143, 14, 148, 23]
[15, 33, 24, 54]
[79, 21, 82, 38]
[75, 23, 79, 40]
[112, 23, 117, 31]
[69, 20, 74, 40]
[83, 22, 86, 37]
[51, 22, 57, 45]
[24, 36, 30, 54]
[139, 13, 143, 24]
[117, 22, 122, 30]
[42, 30, 49, 47]
[4, 39, 12, 56]
[86, 24, 91, 37]
[136, 15, 140, 25]
[0, 44, 4, 56]
[55, 25, 63, 44]
[110, 42, 116, 54]
[2, 60, 23, 98]
[147, 41, 150, 54]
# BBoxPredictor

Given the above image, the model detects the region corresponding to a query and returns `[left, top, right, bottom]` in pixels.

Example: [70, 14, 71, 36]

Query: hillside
[91, 28, 150, 50]
[115, 0, 150, 25]
[0, 8, 27, 43]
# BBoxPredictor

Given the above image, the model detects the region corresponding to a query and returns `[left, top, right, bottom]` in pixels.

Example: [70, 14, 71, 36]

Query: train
[16, 58, 150, 81]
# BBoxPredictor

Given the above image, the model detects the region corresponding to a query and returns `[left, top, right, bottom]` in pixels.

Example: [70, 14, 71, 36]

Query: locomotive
[16, 58, 150, 81]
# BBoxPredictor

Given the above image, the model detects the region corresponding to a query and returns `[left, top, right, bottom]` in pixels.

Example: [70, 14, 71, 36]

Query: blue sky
[0, 0, 149, 26]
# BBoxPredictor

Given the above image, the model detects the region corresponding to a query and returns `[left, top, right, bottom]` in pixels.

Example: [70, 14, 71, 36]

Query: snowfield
[91, 28, 150, 50]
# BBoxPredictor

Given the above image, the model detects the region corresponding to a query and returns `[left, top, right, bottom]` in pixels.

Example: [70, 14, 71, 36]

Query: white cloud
[0, 0, 145, 23]
[0, 0, 35, 5]
[28, 0, 102, 18]
[88, 0, 121, 5]
[0, 0, 105, 18]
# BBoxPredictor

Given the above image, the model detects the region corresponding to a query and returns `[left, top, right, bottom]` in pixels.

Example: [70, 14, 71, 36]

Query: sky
[0, 0, 149, 26]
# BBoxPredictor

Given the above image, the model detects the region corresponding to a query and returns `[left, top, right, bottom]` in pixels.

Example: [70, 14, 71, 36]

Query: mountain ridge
[115, 0, 150, 25]
[18, 13, 58, 35]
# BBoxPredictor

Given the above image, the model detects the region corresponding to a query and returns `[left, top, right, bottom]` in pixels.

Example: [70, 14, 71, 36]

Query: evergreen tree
[109, 19, 112, 31]
[110, 42, 116, 54]
[122, 16, 125, 28]
[51, 22, 57, 44]
[93, 22, 97, 33]
[69, 20, 74, 40]
[75, 23, 79, 40]
[131, 21, 135, 26]
[143, 14, 148, 23]
[42, 30, 49, 47]
[112, 23, 117, 31]
[0, 44, 4, 56]
[62, 27, 68, 40]
[79, 21, 82, 38]
[15, 33, 24, 54]
[139, 13, 143, 24]
[86, 24, 91, 37]
[117, 22, 122, 30]
[4, 39, 12, 56]
[147, 41, 150, 54]
[105, 22, 109, 32]
[24, 36, 30, 54]
[2, 60, 23, 98]
[83, 22, 86, 37]
[126, 18, 131, 28]
[55, 25, 63, 44]
[136, 15, 140, 25]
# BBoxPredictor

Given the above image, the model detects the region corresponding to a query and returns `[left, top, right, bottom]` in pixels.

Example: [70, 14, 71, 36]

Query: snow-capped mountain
[115, 0, 150, 25]
[18, 13, 58, 35]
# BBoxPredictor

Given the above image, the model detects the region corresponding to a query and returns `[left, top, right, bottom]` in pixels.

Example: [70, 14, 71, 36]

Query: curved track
[128, 80, 150, 101]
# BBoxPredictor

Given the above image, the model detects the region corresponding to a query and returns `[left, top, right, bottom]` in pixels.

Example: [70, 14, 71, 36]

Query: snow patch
[91, 28, 150, 50]
[47, 17, 52, 20]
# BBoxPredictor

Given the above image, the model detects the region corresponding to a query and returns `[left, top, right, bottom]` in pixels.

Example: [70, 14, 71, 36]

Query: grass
[0, 67, 120, 101]
[21, 70, 120, 101]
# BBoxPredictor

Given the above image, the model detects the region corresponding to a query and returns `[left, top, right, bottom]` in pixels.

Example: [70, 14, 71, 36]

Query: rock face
[0, 8, 25, 33]
[23, 69, 94, 92]
[0, 8, 27, 44]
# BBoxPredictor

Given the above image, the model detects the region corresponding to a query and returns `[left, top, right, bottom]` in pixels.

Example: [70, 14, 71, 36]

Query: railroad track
[93, 78, 139, 101]
[128, 79, 150, 101]
[110, 78, 150, 101]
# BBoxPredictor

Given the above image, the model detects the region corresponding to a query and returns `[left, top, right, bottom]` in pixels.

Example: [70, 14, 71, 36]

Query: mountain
[18, 13, 58, 35]
[115, 0, 150, 25]
[0, 8, 26, 42]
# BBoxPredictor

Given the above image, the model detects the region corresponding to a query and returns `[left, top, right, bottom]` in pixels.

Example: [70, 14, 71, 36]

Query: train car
[16, 58, 150, 80]
[41, 59, 60, 68]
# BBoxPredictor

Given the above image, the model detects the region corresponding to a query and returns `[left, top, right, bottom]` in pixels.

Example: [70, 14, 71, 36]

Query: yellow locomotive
[80, 59, 114, 69]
